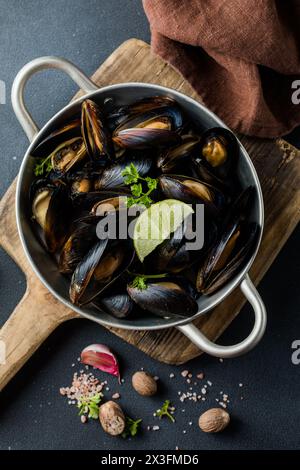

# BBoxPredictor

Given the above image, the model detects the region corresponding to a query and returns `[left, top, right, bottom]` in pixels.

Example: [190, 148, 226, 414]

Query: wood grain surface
[0, 39, 299, 391]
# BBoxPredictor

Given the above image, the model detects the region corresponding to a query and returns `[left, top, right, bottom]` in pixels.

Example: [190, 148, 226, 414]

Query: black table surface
[0, 0, 299, 451]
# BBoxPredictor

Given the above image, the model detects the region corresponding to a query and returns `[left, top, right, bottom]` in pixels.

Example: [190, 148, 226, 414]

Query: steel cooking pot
[11, 56, 267, 358]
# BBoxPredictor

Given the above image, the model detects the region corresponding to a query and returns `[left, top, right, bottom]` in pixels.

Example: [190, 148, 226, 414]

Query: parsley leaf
[122, 417, 142, 439]
[33, 155, 53, 177]
[155, 400, 175, 423]
[77, 392, 103, 420]
[131, 183, 143, 197]
[122, 162, 139, 184]
[121, 163, 157, 208]
[145, 176, 157, 191]
[131, 275, 148, 290]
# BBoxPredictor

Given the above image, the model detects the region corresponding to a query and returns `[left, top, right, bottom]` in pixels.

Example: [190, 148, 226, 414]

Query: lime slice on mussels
[133, 199, 194, 262]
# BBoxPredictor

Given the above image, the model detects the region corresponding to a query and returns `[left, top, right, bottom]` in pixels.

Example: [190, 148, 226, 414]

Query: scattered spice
[132, 371, 157, 396]
[197, 373, 204, 380]
[181, 370, 189, 378]
[60, 372, 104, 421]
[112, 393, 120, 400]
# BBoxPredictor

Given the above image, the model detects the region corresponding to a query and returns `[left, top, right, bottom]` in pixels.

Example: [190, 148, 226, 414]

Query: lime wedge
[133, 199, 194, 262]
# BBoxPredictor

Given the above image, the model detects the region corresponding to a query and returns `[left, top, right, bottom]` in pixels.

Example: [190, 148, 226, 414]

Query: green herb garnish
[122, 416, 142, 439]
[77, 392, 103, 420]
[155, 400, 175, 423]
[130, 273, 168, 290]
[121, 163, 157, 208]
[33, 155, 53, 177]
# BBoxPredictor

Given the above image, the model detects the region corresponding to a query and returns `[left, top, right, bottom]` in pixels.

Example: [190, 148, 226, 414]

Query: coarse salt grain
[152, 425, 160, 431]
[59, 371, 104, 420]
[181, 370, 189, 377]
[112, 393, 120, 399]
[196, 373, 204, 380]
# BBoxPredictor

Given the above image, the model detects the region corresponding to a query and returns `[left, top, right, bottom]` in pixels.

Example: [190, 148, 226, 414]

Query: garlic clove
[81, 344, 120, 382]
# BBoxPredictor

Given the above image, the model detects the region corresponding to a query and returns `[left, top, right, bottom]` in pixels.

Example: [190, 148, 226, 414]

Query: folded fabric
[143, 0, 300, 137]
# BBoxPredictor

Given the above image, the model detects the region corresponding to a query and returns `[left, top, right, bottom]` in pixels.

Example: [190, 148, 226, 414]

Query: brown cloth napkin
[143, 0, 300, 138]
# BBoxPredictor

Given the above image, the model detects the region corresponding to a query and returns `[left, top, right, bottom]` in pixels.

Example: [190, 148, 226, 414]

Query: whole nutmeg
[132, 371, 157, 396]
[99, 401, 126, 436]
[198, 408, 230, 433]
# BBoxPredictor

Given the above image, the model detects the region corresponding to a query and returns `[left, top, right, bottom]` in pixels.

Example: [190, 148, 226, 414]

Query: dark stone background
[0, 0, 299, 450]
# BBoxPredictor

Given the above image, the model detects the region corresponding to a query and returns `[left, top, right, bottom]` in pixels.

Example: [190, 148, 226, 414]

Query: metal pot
[12, 56, 267, 358]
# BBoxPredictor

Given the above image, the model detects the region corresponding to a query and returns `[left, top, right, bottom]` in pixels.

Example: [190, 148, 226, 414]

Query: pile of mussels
[30, 96, 259, 320]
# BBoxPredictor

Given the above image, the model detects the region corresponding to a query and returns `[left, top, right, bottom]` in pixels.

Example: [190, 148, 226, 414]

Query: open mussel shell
[72, 190, 129, 215]
[69, 239, 134, 305]
[50, 137, 87, 174]
[158, 174, 225, 213]
[127, 277, 198, 319]
[113, 128, 181, 150]
[107, 95, 179, 130]
[81, 99, 114, 161]
[202, 223, 259, 295]
[32, 184, 72, 252]
[199, 127, 238, 180]
[197, 217, 259, 294]
[59, 217, 100, 274]
[157, 135, 200, 173]
[113, 105, 183, 134]
[31, 119, 81, 158]
[90, 195, 128, 216]
[94, 157, 152, 190]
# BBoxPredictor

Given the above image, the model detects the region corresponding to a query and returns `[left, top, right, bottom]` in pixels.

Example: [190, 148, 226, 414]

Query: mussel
[199, 127, 238, 180]
[113, 128, 181, 150]
[157, 135, 200, 173]
[50, 137, 87, 174]
[107, 96, 179, 130]
[93, 287, 134, 319]
[59, 217, 99, 273]
[32, 184, 71, 252]
[197, 221, 259, 294]
[31, 119, 81, 158]
[158, 174, 225, 213]
[69, 239, 134, 305]
[81, 99, 114, 160]
[94, 157, 152, 190]
[127, 278, 198, 318]
[113, 106, 183, 134]
[90, 195, 128, 216]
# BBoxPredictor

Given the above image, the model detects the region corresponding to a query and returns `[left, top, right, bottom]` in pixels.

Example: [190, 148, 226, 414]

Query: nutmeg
[99, 400, 126, 436]
[198, 408, 230, 433]
[132, 371, 157, 396]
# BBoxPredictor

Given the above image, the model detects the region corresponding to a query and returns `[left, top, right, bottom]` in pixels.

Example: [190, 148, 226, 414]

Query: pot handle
[177, 275, 267, 358]
[11, 56, 98, 142]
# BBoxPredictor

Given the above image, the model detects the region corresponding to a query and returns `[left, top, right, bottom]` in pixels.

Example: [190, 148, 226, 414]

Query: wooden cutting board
[1, 39, 300, 391]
